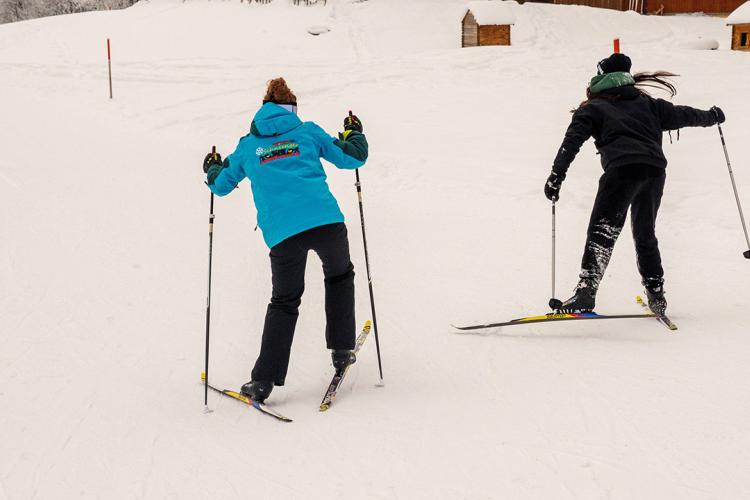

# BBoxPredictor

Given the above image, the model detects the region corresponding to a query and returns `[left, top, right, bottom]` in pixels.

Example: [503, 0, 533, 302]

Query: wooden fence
[552, 0, 742, 13]
[553, 0, 627, 10]
[650, 0, 743, 13]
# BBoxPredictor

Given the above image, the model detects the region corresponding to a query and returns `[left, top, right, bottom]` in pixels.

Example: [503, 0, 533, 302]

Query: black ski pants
[579, 165, 666, 287]
[252, 222, 356, 386]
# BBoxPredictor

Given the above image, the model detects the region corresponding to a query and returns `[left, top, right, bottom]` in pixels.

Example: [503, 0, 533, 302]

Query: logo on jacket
[256, 140, 301, 165]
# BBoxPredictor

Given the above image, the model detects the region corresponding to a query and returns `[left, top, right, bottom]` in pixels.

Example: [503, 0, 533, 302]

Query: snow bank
[307, 25, 330, 35]
[465, 0, 517, 25]
[678, 36, 720, 49]
[727, 1, 750, 24]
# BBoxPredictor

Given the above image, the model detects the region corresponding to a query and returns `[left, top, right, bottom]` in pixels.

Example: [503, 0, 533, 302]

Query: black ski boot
[559, 279, 597, 313]
[643, 277, 667, 315]
[331, 349, 356, 375]
[240, 380, 274, 403]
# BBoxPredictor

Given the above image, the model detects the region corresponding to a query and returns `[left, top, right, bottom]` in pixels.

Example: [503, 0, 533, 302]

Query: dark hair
[632, 71, 678, 97]
[573, 71, 679, 112]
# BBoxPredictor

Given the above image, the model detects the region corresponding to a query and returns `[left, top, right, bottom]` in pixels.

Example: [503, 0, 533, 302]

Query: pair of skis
[452, 296, 677, 332]
[202, 320, 372, 422]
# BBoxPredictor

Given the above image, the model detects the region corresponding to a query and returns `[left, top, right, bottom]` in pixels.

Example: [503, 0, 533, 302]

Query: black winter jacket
[552, 85, 717, 175]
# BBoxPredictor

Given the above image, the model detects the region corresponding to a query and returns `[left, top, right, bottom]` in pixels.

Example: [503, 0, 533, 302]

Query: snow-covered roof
[727, 1, 750, 24]
[465, 1, 517, 26]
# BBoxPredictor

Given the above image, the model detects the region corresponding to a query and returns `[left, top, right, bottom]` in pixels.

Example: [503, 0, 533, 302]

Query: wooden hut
[462, 1, 517, 48]
[727, 2, 750, 50]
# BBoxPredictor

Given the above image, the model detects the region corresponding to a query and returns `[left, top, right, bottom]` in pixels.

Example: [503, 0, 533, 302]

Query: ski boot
[643, 277, 667, 316]
[331, 349, 356, 375]
[559, 279, 597, 313]
[240, 380, 274, 403]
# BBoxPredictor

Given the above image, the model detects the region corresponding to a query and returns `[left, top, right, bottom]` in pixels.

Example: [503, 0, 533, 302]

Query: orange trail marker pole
[107, 38, 113, 99]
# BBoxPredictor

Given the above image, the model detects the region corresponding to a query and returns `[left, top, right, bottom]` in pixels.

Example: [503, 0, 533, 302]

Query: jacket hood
[250, 102, 303, 137]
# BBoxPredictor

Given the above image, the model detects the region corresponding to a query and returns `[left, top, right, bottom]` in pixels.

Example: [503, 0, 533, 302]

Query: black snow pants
[251, 222, 356, 386]
[579, 165, 666, 288]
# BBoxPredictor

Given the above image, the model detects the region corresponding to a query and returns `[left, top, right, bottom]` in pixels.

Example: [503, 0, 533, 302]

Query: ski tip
[200, 371, 206, 381]
[273, 413, 294, 423]
[364, 320, 372, 332]
[252, 400, 294, 422]
[319, 403, 331, 412]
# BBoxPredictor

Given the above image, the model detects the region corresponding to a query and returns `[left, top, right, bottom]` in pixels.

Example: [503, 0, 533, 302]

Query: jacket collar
[250, 102, 302, 137]
[598, 84, 641, 100]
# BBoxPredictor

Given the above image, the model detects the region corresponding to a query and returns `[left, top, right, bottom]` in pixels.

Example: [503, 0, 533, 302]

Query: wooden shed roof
[465, 1, 517, 26]
[727, 1, 750, 24]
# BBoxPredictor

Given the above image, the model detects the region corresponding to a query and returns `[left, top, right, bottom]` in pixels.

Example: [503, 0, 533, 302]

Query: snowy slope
[1, 1, 750, 498]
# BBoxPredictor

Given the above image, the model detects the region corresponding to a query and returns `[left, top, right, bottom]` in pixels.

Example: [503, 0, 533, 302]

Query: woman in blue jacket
[203, 78, 368, 403]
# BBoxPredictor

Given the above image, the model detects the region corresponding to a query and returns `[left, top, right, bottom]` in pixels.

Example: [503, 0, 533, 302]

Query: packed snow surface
[1, 0, 749, 499]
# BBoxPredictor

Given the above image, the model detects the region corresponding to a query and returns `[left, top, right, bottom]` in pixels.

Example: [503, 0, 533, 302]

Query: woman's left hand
[344, 113, 363, 133]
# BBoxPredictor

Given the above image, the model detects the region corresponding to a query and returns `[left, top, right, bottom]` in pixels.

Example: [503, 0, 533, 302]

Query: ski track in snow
[1, 0, 750, 499]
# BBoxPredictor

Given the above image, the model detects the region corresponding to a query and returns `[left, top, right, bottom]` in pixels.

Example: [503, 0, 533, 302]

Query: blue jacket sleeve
[208, 146, 246, 196]
[308, 122, 368, 170]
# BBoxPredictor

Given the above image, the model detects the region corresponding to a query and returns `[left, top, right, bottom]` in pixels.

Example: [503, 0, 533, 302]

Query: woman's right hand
[710, 106, 725, 124]
[203, 151, 222, 173]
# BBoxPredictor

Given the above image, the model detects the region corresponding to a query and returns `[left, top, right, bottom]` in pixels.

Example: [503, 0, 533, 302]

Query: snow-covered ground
[2, 1, 749, 498]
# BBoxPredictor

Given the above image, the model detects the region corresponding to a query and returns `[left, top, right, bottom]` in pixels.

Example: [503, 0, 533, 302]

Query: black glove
[203, 151, 222, 173]
[710, 106, 725, 124]
[344, 112, 363, 133]
[544, 171, 565, 201]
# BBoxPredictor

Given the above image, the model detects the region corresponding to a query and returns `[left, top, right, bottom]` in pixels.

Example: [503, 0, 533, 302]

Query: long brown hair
[574, 71, 678, 112]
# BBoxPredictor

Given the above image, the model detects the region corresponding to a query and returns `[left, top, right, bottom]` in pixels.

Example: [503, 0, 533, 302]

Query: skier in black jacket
[544, 53, 725, 314]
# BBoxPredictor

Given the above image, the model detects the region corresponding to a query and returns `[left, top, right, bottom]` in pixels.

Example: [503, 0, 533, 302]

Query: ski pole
[355, 169, 384, 385]
[549, 200, 563, 310]
[717, 124, 750, 259]
[204, 146, 217, 411]
[350, 112, 384, 385]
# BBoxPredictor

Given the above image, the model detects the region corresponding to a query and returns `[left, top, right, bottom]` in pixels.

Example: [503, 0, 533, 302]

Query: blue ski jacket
[208, 103, 368, 248]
